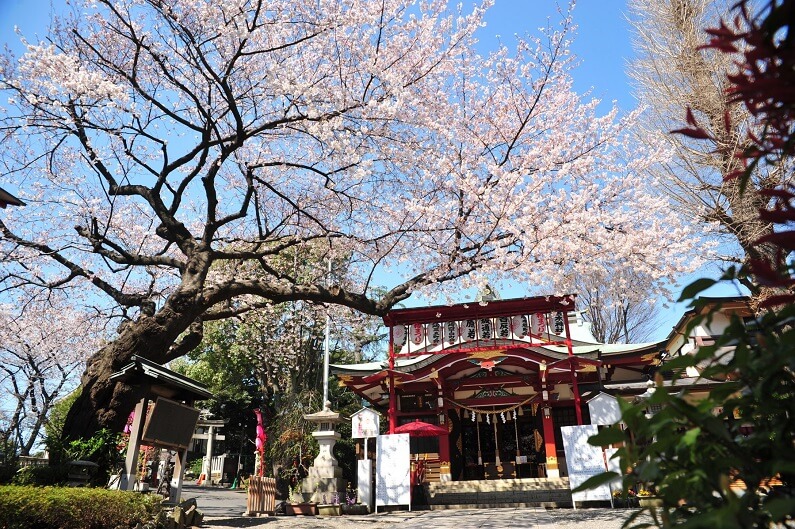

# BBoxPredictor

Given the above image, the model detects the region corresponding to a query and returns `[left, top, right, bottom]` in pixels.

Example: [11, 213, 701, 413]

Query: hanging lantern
[511, 314, 528, 339]
[531, 313, 545, 335]
[429, 322, 443, 346]
[392, 325, 406, 346]
[497, 316, 511, 339]
[554, 312, 565, 334]
[445, 320, 458, 345]
[461, 319, 477, 342]
[411, 322, 425, 345]
[478, 318, 493, 340]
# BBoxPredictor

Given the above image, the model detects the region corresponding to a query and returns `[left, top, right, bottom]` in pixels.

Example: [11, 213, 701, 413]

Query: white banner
[375, 434, 410, 509]
[561, 425, 611, 502]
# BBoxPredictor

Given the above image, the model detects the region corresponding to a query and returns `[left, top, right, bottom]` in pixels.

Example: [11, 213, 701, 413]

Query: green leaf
[677, 278, 718, 302]
[660, 354, 698, 371]
[571, 471, 619, 493]
[679, 427, 701, 446]
[588, 427, 626, 446]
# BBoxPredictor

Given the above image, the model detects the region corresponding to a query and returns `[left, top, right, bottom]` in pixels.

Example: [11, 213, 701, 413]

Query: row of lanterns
[392, 312, 566, 347]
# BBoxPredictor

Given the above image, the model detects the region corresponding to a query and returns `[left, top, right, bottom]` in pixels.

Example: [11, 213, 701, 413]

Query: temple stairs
[423, 477, 573, 509]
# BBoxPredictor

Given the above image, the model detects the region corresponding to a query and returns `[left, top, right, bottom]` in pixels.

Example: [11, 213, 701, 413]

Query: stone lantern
[301, 401, 348, 503]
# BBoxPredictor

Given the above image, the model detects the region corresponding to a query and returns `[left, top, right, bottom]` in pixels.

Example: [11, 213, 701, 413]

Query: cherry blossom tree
[0, 296, 105, 455]
[0, 0, 702, 443]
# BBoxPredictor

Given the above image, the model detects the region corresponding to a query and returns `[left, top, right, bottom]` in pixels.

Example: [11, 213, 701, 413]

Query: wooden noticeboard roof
[110, 355, 212, 403]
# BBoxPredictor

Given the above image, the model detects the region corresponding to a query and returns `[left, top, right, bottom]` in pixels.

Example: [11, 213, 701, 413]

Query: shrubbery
[0, 486, 166, 529]
[12, 465, 69, 487]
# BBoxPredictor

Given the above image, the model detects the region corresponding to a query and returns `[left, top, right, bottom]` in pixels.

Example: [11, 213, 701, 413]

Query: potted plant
[637, 488, 663, 508]
[317, 492, 342, 516]
[341, 486, 368, 515]
[611, 488, 638, 508]
[286, 481, 318, 516]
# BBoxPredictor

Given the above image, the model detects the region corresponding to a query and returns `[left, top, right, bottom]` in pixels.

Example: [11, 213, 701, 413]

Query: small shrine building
[332, 294, 660, 482]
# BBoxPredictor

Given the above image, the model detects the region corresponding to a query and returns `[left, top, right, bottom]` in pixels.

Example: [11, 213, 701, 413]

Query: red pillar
[541, 406, 559, 478]
[539, 362, 559, 478]
[438, 386, 450, 465]
[562, 310, 583, 425]
[388, 336, 397, 434]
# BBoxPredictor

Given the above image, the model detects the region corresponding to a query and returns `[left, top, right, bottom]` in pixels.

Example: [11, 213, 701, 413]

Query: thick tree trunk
[60, 302, 201, 446]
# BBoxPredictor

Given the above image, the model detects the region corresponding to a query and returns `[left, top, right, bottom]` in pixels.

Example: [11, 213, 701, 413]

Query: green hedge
[0, 486, 166, 529]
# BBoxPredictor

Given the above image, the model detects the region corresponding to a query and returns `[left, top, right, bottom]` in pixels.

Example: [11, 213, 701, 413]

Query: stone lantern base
[298, 428, 347, 503]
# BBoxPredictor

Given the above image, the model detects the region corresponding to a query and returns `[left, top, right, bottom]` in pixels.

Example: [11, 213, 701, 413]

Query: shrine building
[332, 294, 661, 482]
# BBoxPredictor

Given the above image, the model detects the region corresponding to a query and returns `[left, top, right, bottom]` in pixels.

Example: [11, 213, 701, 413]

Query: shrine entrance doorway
[458, 408, 544, 480]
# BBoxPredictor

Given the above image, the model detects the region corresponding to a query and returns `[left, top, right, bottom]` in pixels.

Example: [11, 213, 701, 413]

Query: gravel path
[182, 484, 646, 529]
[203, 508, 645, 529]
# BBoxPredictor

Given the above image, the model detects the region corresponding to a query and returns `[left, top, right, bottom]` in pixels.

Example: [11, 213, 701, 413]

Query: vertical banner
[561, 425, 611, 502]
[375, 434, 410, 510]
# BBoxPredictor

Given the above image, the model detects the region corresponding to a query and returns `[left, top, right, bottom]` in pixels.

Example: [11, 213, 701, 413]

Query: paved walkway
[204, 508, 642, 529]
[181, 485, 647, 529]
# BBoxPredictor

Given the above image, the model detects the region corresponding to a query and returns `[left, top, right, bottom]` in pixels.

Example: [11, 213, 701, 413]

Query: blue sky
[0, 1, 742, 339]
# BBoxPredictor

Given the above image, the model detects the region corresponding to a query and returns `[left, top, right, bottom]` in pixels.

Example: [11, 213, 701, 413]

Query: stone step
[427, 478, 570, 493]
[424, 478, 573, 509]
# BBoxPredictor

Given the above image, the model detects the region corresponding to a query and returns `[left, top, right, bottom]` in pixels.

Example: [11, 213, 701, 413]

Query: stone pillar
[201, 425, 215, 486]
[170, 447, 190, 504]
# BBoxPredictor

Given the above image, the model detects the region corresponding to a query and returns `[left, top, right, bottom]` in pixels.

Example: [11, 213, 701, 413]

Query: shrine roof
[382, 295, 576, 326]
[542, 341, 661, 356]
[331, 340, 660, 377]
[603, 376, 729, 395]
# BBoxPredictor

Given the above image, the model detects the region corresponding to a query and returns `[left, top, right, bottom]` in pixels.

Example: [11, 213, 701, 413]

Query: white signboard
[351, 408, 380, 439]
[358, 459, 373, 511]
[561, 425, 611, 502]
[375, 434, 410, 510]
[588, 392, 622, 426]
